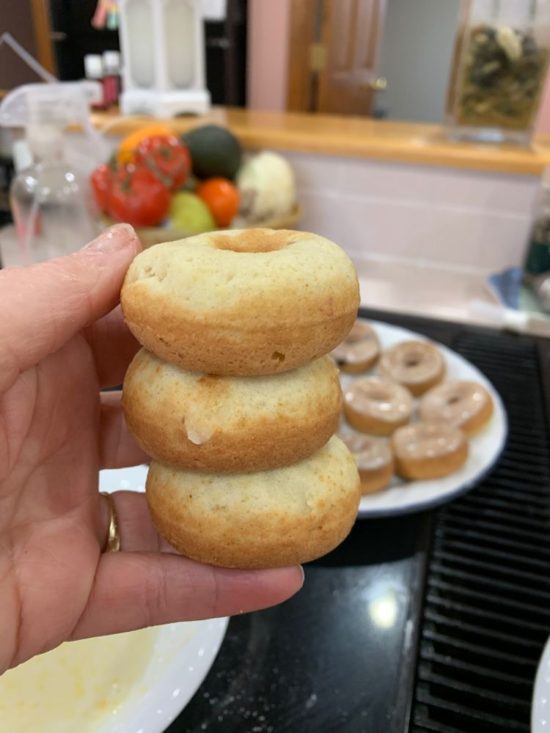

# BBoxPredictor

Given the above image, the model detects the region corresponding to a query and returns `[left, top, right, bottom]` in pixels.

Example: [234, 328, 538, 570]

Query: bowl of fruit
[91, 123, 300, 246]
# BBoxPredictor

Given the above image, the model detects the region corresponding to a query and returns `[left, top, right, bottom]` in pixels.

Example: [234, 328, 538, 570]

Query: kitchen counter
[168, 309, 550, 733]
[0, 224, 500, 329]
[92, 106, 550, 176]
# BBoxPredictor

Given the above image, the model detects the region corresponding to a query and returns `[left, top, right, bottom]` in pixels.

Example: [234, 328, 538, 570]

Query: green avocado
[182, 124, 242, 180]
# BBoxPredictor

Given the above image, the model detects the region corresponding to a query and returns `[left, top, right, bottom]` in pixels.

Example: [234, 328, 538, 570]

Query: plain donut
[123, 349, 342, 472]
[146, 436, 361, 569]
[121, 228, 360, 376]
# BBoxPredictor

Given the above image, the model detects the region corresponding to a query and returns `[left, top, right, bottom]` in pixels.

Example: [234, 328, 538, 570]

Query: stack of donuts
[334, 321, 494, 494]
[120, 228, 362, 569]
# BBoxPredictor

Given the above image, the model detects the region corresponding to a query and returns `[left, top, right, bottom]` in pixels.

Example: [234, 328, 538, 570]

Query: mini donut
[146, 436, 361, 569]
[419, 380, 493, 437]
[341, 433, 394, 494]
[379, 340, 445, 396]
[391, 421, 468, 480]
[343, 376, 413, 436]
[331, 320, 380, 373]
[123, 349, 342, 472]
[121, 228, 360, 376]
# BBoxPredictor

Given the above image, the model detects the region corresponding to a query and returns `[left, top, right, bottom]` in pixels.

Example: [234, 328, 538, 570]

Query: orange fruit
[196, 177, 240, 228]
[117, 123, 173, 165]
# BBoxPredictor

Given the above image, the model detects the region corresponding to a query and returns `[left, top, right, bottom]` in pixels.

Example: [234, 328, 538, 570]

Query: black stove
[167, 309, 550, 733]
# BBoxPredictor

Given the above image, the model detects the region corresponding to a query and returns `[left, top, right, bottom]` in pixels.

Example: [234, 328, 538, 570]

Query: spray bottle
[0, 81, 108, 264]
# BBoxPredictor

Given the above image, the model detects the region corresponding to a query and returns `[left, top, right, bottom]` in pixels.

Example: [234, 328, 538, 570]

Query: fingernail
[297, 565, 305, 587]
[83, 224, 137, 254]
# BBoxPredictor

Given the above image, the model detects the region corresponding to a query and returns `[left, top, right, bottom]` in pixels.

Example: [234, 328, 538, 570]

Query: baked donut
[146, 436, 361, 569]
[343, 376, 413, 435]
[121, 228, 360, 376]
[419, 380, 493, 437]
[392, 422, 468, 480]
[123, 349, 342, 472]
[379, 340, 445, 396]
[341, 433, 394, 494]
[331, 320, 380, 373]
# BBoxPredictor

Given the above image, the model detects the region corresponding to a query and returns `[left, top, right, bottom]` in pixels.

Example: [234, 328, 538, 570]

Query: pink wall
[247, 0, 291, 111]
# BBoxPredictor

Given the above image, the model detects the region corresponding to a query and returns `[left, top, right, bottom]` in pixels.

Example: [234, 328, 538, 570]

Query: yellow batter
[0, 627, 157, 732]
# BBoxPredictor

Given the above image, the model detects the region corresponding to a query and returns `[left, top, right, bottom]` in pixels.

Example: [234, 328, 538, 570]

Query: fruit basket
[122, 204, 303, 248]
[92, 122, 300, 241]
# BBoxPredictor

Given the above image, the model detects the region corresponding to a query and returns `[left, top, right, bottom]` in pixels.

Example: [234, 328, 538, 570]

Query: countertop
[3, 224, 545, 334]
[92, 106, 550, 176]
[168, 310, 550, 732]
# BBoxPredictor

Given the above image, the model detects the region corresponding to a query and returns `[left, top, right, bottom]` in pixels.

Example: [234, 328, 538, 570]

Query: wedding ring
[100, 491, 121, 552]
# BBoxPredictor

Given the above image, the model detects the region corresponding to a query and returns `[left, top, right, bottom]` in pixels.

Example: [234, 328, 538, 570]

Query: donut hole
[370, 388, 391, 403]
[404, 356, 421, 368]
[212, 229, 295, 253]
[447, 395, 461, 405]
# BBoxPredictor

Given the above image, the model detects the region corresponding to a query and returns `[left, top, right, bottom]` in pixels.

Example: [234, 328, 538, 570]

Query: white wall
[377, 0, 461, 123]
[283, 151, 537, 274]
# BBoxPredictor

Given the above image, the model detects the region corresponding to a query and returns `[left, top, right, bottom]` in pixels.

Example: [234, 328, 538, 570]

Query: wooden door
[287, 0, 386, 116]
[30, 0, 56, 76]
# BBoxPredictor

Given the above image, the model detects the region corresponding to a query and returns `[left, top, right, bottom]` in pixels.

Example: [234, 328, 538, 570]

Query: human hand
[0, 224, 303, 674]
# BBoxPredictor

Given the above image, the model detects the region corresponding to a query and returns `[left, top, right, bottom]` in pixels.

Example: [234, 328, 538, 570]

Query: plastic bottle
[523, 166, 550, 312]
[102, 51, 121, 107]
[0, 82, 106, 264]
[84, 54, 107, 110]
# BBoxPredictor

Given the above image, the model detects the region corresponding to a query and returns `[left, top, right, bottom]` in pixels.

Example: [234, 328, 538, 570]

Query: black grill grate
[410, 331, 550, 733]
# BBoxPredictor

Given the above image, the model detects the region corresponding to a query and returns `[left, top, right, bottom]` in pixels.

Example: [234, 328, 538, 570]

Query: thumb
[0, 224, 141, 393]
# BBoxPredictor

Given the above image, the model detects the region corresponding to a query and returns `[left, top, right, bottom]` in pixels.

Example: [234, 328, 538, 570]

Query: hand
[0, 224, 303, 674]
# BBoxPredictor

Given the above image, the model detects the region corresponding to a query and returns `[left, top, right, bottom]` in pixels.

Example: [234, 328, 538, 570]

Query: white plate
[0, 618, 227, 733]
[532, 636, 550, 733]
[99, 617, 226, 733]
[340, 320, 508, 518]
[98, 468, 227, 733]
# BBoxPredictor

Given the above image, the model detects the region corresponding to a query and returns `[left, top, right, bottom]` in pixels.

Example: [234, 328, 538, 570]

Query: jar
[446, 0, 550, 145]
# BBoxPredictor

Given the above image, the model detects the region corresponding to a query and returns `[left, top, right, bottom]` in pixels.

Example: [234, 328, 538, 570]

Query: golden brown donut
[343, 376, 413, 436]
[121, 228, 360, 376]
[146, 436, 361, 569]
[391, 421, 468, 480]
[378, 340, 445, 396]
[331, 320, 380, 374]
[341, 433, 394, 494]
[419, 380, 494, 437]
[123, 349, 342, 472]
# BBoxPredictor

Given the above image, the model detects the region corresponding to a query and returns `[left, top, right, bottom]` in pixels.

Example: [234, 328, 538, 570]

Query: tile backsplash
[284, 151, 539, 273]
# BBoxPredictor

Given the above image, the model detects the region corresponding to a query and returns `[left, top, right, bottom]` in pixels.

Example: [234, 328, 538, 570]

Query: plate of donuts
[335, 319, 507, 518]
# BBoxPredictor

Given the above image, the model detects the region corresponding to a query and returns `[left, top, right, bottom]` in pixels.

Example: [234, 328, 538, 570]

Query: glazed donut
[341, 433, 394, 494]
[379, 340, 445, 396]
[146, 436, 361, 569]
[123, 349, 342, 472]
[419, 380, 493, 437]
[331, 320, 380, 373]
[121, 228, 360, 376]
[343, 376, 413, 436]
[391, 422, 468, 480]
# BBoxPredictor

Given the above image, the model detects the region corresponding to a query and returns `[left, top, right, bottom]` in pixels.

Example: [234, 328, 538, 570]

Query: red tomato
[135, 135, 191, 192]
[90, 164, 113, 213]
[107, 166, 171, 227]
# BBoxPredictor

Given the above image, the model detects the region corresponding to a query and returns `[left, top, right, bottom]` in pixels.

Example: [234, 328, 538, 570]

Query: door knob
[368, 77, 387, 91]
